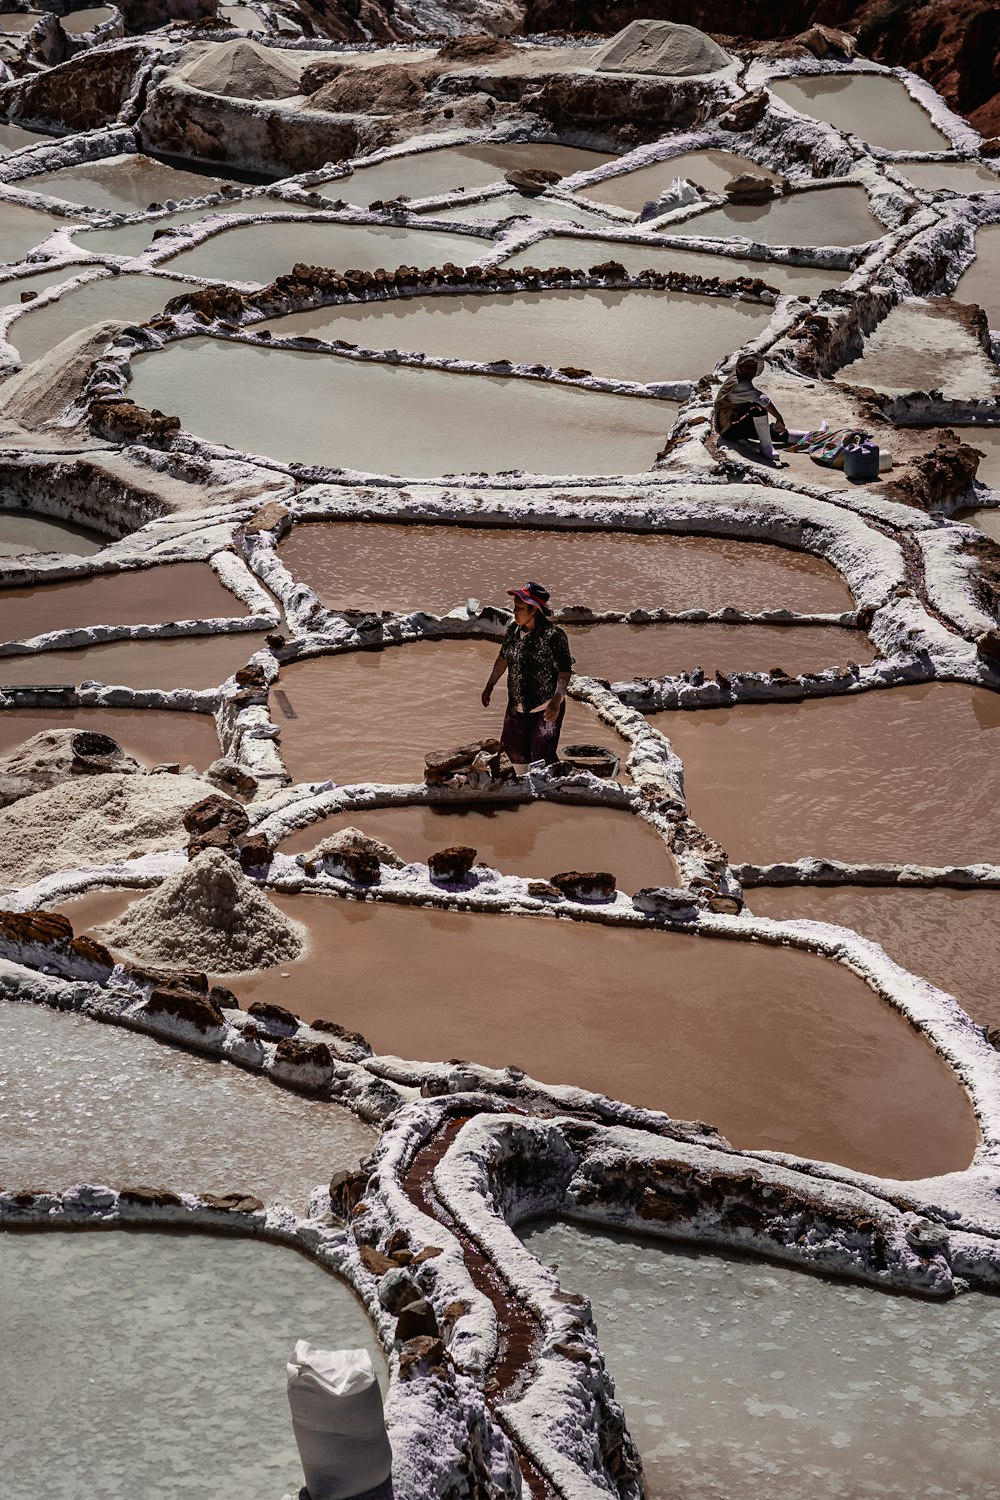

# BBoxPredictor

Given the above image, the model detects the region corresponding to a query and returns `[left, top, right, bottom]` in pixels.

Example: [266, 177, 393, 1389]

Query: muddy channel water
[518, 1219, 1000, 1500]
[0, 996, 375, 1208]
[129, 340, 675, 477]
[0, 508, 106, 558]
[0, 1230, 386, 1500]
[0, 562, 248, 644]
[0, 630, 269, 690]
[658, 683, 1000, 866]
[273, 639, 629, 784]
[578, 150, 780, 212]
[770, 73, 948, 152]
[277, 521, 855, 615]
[750, 884, 1000, 1032]
[60, 887, 977, 1178]
[0, 706, 219, 766]
[501, 234, 849, 296]
[280, 800, 677, 892]
[672, 187, 883, 249]
[256, 285, 774, 386]
[331, 142, 612, 206]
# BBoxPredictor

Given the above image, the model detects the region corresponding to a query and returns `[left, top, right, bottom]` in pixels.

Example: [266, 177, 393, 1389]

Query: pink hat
[507, 581, 552, 614]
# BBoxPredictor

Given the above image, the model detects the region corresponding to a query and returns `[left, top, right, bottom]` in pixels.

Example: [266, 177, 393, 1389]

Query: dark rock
[549, 870, 617, 901]
[725, 171, 778, 204]
[247, 999, 298, 1035]
[187, 827, 240, 862]
[329, 1168, 368, 1218]
[378, 1267, 422, 1314]
[274, 1037, 333, 1071]
[359, 1243, 397, 1277]
[183, 793, 250, 839]
[553, 1341, 592, 1363]
[428, 846, 478, 883]
[118, 1185, 183, 1208]
[410, 1245, 444, 1264]
[143, 988, 224, 1034]
[312, 1018, 372, 1054]
[90, 400, 180, 446]
[244, 499, 290, 535]
[209, 985, 239, 1010]
[717, 89, 768, 131]
[385, 1228, 410, 1255]
[528, 880, 564, 900]
[395, 1298, 440, 1341]
[397, 1335, 445, 1379]
[237, 831, 273, 871]
[632, 887, 701, 920]
[506, 166, 561, 195]
[197, 1192, 264, 1213]
[706, 892, 744, 915]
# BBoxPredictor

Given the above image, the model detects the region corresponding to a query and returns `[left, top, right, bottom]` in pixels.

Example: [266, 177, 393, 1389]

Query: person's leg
[500, 709, 533, 766]
[527, 701, 567, 764]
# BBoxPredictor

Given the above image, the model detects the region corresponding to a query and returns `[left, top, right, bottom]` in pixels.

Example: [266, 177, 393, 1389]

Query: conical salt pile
[98, 848, 306, 973]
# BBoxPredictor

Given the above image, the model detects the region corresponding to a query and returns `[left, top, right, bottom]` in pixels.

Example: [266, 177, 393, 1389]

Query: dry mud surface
[2, 18, 1000, 1500]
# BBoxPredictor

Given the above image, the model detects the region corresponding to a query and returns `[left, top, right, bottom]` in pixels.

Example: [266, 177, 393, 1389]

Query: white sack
[287, 1342, 392, 1500]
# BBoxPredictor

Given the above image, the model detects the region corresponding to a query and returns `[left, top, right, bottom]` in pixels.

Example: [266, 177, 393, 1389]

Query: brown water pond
[501, 234, 849, 296]
[0, 630, 269, 690]
[274, 639, 629, 784]
[955, 223, 1000, 325]
[129, 340, 675, 477]
[0, 706, 219, 765]
[578, 150, 780, 212]
[333, 143, 612, 206]
[62, 886, 978, 1178]
[566, 622, 872, 681]
[10, 273, 196, 366]
[27, 155, 231, 215]
[161, 218, 484, 284]
[770, 74, 948, 152]
[0, 508, 106, 558]
[751, 884, 1000, 1032]
[255, 285, 774, 385]
[672, 187, 883, 248]
[277, 522, 855, 615]
[280, 801, 677, 892]
[0, 562, 248, 645]
[0, 199, 69, 266]
[659, 683, 1000, 866]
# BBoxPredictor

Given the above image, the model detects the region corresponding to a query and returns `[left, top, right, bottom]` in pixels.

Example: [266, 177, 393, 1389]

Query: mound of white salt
[98, 847, 306, 973]
[591, 20, 732, 77]
[185, 39, 303, 100]
[0, 772, 211, 893]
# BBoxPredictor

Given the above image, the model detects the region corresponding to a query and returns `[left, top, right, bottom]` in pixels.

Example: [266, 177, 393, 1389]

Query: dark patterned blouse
[501, 618, 574, 713]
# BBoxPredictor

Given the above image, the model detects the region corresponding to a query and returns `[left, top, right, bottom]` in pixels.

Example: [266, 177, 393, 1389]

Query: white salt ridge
[97, 847, 307, 972]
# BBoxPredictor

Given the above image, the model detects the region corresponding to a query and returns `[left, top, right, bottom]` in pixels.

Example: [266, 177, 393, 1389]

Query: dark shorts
[727, 405, 786, 444]
[501, 701, 566, 765]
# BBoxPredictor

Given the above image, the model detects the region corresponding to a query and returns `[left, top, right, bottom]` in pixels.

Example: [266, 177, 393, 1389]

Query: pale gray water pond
[898, 159, 1000, 194]
[220, 2, 266, 28]
[954, 222, 1000, 325]
[430, 193, 613, 229]
[60, 5, 114, 30]
[333, 142, 611, 206]
[0, 12, 41, 30]
[0, 199, 69, 265]
[672, 186, 883, 248]
[518, 1218, 1000, 1500]
[835, 300, 999, 402]
[0, 997, 375, 1207]
[770, 73, 948, 152]
[501, 234, 848, 296]
[75, 200, 320, 259]
[0, 120, 53, 152]
[0, 1230, 386, 1500]
[161, 217, 485, 283]
[0, 507, 106, 557]
[10, 272, 193, 365]
[0, 265, 84, 304]
[129, 338, 675, 476]
[27, 154, 230, 214]
[578, 150, 780, 212]
[256, 286, 774, 384]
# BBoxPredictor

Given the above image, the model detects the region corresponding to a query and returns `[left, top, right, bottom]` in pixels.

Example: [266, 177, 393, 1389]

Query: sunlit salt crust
[1, 33, 1000, 1500]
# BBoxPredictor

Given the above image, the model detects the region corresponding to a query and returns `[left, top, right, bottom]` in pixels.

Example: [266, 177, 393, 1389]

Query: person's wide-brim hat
[508, 582, 552, 613]
[735, 353, 765, 376]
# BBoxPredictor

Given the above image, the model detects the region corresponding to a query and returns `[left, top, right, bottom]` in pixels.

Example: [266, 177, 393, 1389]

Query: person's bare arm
[541, 670, 572, 721]
[767, 397, 788, 434]
[481, 653, 508, 707]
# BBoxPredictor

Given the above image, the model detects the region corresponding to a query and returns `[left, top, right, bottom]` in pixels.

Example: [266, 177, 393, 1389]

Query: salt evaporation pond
[578, 150, 780, 211]
[10, 273, 199, 366]
[280, 801, 677, 892]
[129, 340, 675, 477]
[333, 142, 611, 206]
[955, 223, 1000, 324]
[0, 1230, 386, 1500]
[0, 265, 88, 305]
[501, 234, 849, 295]
[0, 630, 270, 690]
[834, 300, 997, 401]
[518, 1219, 1000, 1500]
[0, 12, 42, 30]
[27, 155, 231, 214]
[567, 621, 872, 681]
[0, 997, 375, 1207]
[899, 159, 1000, 194]
[434, 194, 614, 229]
[0, 706, 219, 766]
[220, 2, 266, 28]
[770, 73, 948, 151]
[751, 885, 1000, 1032]
[75, 200, 322, 258]
[66, 889, 977, 1177]
[278, 523, 854, 615]
[0, 199, 70, 265]
[59, 5, 114, 31]
[659, 684, 1000, 866]
[672, 187, 883, 248]
[0, 121, 53, 152]
[161, 218, 484, 282]
[256, 286, 774, 385]
[274, 640, 629, 784]
[0, 508, 106, 558]
[0, 562, 248, 644]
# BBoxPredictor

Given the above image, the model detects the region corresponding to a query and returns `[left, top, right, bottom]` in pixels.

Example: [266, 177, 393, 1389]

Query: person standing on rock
[481, 581, 574, 766]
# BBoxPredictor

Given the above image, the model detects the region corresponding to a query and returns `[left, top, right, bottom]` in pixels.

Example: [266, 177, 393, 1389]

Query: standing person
[713, 353, 789, 463]
[481, 581, 574, 766]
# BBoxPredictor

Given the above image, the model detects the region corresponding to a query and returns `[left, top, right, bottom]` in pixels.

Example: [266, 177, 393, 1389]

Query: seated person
[713, 354, 789, 463]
